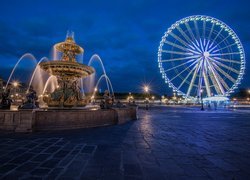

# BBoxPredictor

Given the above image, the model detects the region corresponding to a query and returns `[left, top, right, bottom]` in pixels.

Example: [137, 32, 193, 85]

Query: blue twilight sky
[0, 0, 249, 94]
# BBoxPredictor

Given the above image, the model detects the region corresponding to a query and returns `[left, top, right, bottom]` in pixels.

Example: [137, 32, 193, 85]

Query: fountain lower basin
[0, 107, 137, 132]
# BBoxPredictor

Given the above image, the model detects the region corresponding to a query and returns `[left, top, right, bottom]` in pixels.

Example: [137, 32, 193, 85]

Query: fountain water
[5, 53, 36, 91]
[27, 57, 49, 95]
[93, 74, 114, 97]
[42, 75, 58, 95]
[88, 54, 111, 95]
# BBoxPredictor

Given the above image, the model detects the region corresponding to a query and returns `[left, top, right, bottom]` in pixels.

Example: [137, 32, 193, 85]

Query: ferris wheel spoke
[209, 63, 230, 91]
[214, 72, 230, 91]
[194, 20, 201, 40]
[210, 52, 241, 57]
[208, 23, 215, 42]
[197, 60, 204, 97]
[207, 60, 225, 94]
[161, 50, 193, 56]
[176, 26, 195, 49]
[186, 47, 202, 55]
[165, 58, 197, 72]
[203, 39, 207, 49]
[200, 39, 205, 52]
[208, 56, 220, 64]
[208, 70, 221, 95]
[169, 58, 201, 81]
[191, 41, 202, 53]
[164, 40, 189, 52]
[203, 70, 211, 97]
[202, 20, 206, 39]
[183, 22, 202, 52]
[210, 57, 240, 74]
[185, 22, 196, 41]
[178, 61, 200, 90]
[212, 43, 237, 53]
[209, 28, 223, 49]
[161, 55, 200, 62]
[209, 34, 231, 53]
[220, 78, 230, 91]
[213, 56, 241, 64]
[169, 32, 192, 49]
[186, 61, 202, 97]
[215, 34, 231, 47]
[205, 39, 211, 52]
[211, 62, 237, 83]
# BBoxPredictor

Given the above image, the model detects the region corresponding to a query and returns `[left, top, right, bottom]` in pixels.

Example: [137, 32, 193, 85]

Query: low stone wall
[0, 107, 137, 132]
[115, 107, 138, 124]
[34, 109, 117, 131]
[0, 110, 35, 132]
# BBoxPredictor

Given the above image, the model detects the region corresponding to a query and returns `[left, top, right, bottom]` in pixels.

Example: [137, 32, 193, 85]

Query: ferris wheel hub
[203, 51, 210, 58]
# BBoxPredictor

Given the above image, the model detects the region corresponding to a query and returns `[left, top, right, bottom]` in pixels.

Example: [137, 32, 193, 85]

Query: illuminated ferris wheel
[158, 15, 245, 98]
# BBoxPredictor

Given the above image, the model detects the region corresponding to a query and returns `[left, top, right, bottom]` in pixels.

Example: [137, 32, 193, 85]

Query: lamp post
[144, 85, 149, 110]
[144, 86, 149, 94]
[200, 89, 204, 111]
[144, 85, 150, 99]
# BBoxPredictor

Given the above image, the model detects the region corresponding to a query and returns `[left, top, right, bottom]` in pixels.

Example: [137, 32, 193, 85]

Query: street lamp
[13, 81, 19, 88]
[144, 85, 149, 93]
[143, 85, 150, 110]
[152, 96, 155, 104]
[200, 89, 204, 111]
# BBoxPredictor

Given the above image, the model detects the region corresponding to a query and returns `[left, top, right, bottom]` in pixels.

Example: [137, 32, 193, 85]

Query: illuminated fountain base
[0, 107, 137, 132]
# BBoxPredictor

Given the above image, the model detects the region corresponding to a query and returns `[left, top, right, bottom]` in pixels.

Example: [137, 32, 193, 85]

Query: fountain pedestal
[40, 33, 95, 107]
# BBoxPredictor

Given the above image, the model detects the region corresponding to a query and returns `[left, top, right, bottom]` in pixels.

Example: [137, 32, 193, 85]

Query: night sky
[0, 0, 249, 95]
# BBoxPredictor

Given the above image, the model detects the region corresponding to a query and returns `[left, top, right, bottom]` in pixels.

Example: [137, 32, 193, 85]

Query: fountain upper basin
[40, 60, 95, 79]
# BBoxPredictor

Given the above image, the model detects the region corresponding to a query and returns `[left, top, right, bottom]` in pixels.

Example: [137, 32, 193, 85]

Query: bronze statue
[0, 89, 12, 109]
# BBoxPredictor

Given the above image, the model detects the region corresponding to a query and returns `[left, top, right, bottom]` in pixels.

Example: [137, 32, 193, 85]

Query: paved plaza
[0, 106, 250, 179]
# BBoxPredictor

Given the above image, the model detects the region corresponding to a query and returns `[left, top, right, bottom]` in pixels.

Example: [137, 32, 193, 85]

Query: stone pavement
[0, 106, 250, 179]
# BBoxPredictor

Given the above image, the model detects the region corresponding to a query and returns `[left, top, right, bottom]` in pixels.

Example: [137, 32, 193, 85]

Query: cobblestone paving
[0, 106, 250, 179]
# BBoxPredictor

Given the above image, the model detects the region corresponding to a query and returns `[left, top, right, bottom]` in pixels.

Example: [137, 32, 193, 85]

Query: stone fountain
[0, 32, 137, 132]
[40, 32, 95, 107]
